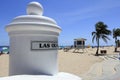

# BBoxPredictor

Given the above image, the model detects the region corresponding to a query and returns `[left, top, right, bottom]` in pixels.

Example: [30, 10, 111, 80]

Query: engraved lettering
[32, 41, 58, 50]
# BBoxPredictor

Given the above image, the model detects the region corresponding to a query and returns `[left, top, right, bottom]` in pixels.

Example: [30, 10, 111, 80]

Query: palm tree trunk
[115, 38, 117, 52]
[115, 47, 117, 52]
[95, 39, 99, 56]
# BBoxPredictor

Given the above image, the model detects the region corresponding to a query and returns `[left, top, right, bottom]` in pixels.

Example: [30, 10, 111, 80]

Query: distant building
[74, 38, 87, 48]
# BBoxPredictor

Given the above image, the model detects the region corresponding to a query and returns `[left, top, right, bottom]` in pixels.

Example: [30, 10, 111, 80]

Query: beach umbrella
[2, 47, 9, 54]
[2, 47, 8, 50]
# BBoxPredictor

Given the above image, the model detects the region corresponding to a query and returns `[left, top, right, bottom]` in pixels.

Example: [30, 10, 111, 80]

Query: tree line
[92, 21, 120, 56]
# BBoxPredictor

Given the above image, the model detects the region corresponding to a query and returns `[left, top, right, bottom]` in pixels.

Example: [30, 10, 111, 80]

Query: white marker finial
[27, 2, 43, 15]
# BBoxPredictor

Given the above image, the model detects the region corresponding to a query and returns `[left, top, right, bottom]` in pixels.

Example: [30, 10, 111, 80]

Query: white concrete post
[6, 2, 61, 76]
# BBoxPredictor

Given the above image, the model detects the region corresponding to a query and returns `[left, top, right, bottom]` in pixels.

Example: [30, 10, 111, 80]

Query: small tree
[113, 28, 120, 52]
[92, 21, 111, 56]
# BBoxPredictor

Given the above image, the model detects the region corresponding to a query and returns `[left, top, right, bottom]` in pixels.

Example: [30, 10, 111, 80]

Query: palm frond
[92, 21, 111, 45]
[102, 35, 110, 43]
[92, 35, 96, 43]
[113, 28, 120, 38]
[92, 32, 96, 36]
[96, 36, 98, 44]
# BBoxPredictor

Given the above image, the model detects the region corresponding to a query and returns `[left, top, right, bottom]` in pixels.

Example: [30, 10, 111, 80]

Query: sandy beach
[0, 46, 120, 79]
[0, 54, 9, 77]
[58, 49, 103, 76]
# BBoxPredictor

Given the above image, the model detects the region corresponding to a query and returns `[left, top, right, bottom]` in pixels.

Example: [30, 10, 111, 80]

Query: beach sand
[0, 46, 119, 78]
[0, 54, 9, 77]
[58, 49, 103, 77]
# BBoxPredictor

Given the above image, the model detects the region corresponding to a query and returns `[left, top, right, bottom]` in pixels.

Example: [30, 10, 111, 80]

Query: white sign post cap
[6, 1, 61, 35]
[27, 1, 43, 15]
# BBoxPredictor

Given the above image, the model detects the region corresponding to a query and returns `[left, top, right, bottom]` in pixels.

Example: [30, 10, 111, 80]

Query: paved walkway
[81, 55, 120, 80]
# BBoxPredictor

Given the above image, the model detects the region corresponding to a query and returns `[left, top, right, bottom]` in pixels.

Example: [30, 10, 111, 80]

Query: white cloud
[57, 0, 120, 21]
[52, 0, 120, 26]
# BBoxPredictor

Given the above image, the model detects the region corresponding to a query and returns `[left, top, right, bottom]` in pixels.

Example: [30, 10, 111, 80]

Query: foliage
[113, 28, 120, 52]
[113, 28, 120, 38]
[92, 21, 111, 56]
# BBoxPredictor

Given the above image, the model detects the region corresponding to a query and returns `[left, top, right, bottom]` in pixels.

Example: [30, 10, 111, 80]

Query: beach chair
[63, 47, 69, 52]
[63, 46, 71, 52]
[63, 46, 73, 52]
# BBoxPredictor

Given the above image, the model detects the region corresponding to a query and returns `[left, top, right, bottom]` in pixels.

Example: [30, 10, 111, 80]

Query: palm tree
[113, 28, 120, 52]
[92, 21, 111, 56]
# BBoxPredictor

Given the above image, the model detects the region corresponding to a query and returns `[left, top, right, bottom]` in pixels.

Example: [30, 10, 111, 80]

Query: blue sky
[0, 0, 120, 46]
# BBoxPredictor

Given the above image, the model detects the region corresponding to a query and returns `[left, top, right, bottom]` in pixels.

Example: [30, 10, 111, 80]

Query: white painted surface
[0, 72, 82, 80]
[6, 2, 61, 75]
[9, 35, 58, 75]
[27, 1, 43, 15]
